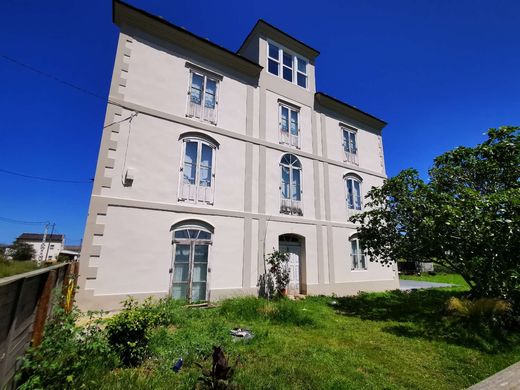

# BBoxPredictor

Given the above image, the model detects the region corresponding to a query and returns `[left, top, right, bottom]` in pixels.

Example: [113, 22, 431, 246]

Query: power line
[1, 53, 138, 130]
[0, 168, 93, 184]
[0, 216, 49, 225]
[0, 54, 107, 102]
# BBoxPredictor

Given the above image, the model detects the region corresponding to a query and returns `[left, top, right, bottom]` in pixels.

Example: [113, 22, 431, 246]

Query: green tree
[11, 241, 36, 261]
[351, 126, 520, 305]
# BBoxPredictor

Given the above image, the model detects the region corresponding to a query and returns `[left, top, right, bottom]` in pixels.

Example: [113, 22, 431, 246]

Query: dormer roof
[237, 19, 320, 61]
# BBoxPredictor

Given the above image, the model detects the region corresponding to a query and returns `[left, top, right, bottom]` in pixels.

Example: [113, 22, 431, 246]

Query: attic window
[267, 41, 308, 89]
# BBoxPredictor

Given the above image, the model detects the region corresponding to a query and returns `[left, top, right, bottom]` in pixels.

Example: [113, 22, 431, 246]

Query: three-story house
[77, 0, 398, 310]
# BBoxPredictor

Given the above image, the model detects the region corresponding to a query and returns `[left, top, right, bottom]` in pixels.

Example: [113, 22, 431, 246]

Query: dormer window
[267, 41, 308, 88]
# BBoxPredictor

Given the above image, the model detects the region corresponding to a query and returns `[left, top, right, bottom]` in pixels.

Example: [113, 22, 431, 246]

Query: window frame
[278, 102, 300, 148]
[267, 40, 308, 89]
[279, 154, 303, 216]
[349, 237, 367, 271]
[186, 69, 221, 125]
[171, 224, 213, 303]
[341, 125, 359, 165]
[344, 174, 363, 214]
[178, 136, 217, 205]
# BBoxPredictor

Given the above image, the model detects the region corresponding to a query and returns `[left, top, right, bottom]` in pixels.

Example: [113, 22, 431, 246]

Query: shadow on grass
[333, 289, 519, 353]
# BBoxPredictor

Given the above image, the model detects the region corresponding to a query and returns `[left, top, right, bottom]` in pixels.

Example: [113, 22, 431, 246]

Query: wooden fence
[0, 262, 78, 389]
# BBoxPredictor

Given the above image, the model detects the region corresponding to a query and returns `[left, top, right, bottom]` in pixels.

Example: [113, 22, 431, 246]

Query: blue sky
[0, 0, 519, 244]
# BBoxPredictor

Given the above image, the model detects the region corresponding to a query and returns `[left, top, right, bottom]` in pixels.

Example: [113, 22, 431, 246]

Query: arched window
[178, 133, 218, 205]
[171, 220, 213, 302]
[344, 173, 363, 213]
[349, 234, 366, 270]
[280, 154, 303, 215]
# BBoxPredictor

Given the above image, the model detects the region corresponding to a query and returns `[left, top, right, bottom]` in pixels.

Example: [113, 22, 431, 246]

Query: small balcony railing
[280, 130, 300, 149]
[280, 198, 303, 216]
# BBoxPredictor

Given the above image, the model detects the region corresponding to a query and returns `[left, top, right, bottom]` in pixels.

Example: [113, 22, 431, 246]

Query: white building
[15, 233, 65, 262]
[77, 0, 398, 311]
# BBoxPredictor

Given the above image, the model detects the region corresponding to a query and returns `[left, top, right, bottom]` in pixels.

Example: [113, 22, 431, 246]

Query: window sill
[185, 114, 217, 126]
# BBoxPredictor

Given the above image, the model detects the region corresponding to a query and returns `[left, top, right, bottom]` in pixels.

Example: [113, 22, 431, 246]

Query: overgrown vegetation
[258, 249, 291, 298]
[16, 305, 118, 389]
[351, 126, 520, 308]
[16, 287, 520, 389]
[0, 258, 40, 278]
[10, 241, 36, 261]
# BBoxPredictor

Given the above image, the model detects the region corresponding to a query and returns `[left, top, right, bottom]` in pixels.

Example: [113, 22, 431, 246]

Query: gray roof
[17, 233, 64, 243]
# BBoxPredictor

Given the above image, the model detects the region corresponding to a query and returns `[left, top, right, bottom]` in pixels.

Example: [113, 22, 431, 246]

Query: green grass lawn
[97, 290, 520, 390]
[0, 260, 41, 278]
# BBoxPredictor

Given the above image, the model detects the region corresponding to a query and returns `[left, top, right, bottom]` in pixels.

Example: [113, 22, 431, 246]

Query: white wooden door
[279, 243, 300, 294]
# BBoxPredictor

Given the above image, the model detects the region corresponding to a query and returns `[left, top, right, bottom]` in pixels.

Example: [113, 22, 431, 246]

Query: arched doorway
[278, 234, 305, 295]
[170, 220, 213, 302]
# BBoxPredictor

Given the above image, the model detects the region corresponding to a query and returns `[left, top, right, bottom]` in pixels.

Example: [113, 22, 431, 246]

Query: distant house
[16, 233, 65, 261]
[60, 245, 81, 261]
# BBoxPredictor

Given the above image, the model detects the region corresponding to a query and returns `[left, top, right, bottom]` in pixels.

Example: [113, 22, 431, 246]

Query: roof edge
[113, 0, 263, 74]
[315, 92, 387, 129]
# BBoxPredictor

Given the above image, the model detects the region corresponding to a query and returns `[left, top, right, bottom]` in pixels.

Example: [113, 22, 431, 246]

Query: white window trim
[278, 102, 301, 149]
[178, 137, 217, 205]
[345, 174, 363, 218]
[279, 154, 303, 216]
[170, 226, 213, 303]
[186, 70, 221, 125]
[267, 39, 308, 89]
[350, 238, 367, 271]
[341, 125, 359, 165]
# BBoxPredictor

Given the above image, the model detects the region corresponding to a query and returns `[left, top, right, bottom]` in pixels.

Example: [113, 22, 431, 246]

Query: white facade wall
[77, 6, 398, 311]
[25, 241, 63, 261]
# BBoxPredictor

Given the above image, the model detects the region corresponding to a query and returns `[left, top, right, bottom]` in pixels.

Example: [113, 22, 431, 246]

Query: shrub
[105, 297, 165, 367]
[446, 297, 512, 327]
[16, 305, 117, 389]
[265, 250, 290, 296]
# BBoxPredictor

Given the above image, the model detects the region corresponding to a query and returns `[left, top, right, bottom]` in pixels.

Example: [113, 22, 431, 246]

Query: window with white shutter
[280, 154, 303, 216]
[178, 134, 218, 205]
[342, 126, 359, 165]
[279, 103, 300, 148]
[344, 173, 363, 218]
[350, 237, 367, 270]
[187, 69, 220, 125]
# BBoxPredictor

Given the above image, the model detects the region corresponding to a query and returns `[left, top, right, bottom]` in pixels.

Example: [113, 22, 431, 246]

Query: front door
[279, 242, 301, 295]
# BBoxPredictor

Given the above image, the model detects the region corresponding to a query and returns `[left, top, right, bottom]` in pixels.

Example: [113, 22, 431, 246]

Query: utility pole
[37, 223, 49, 266]
[43, 223, 55, 264]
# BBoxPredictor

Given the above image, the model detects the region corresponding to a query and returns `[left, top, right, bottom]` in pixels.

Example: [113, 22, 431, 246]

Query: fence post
[32, 270, 57, 347]
[61, 262, 78, 313]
